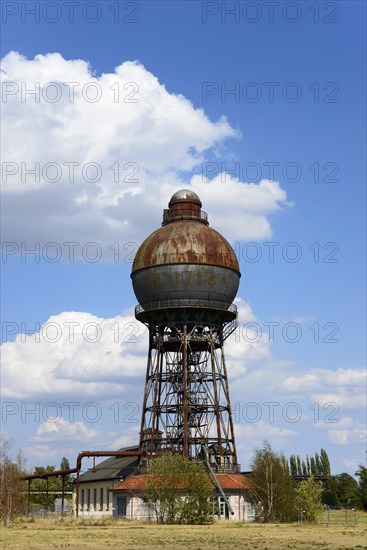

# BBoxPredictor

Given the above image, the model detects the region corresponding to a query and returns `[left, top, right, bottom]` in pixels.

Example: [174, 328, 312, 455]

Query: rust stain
[132, 221, 240, 273]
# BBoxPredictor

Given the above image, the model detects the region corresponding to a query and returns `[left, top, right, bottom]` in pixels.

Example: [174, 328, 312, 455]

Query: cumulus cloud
[343, 458, 360, 470]
[1, 51, 289, 250]
[34, 417, 99, 443]
[282, 368, 367, 393]
[235, 421, 297, 457]
[282, 368, 366, 410]
[1, 299, 269, 400]
[1, 310, 148, 399]
[314, 416, 366, 447]
[328, 425, 366, 446]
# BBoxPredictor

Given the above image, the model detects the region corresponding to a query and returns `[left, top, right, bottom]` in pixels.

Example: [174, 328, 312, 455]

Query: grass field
[1, 515, 366, 550]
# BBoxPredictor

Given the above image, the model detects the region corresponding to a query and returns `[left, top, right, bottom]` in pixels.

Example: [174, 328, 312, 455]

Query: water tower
[131, 190, 241, 472]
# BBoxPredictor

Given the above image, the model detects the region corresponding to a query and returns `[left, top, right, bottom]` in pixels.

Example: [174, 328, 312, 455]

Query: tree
[280, 453, 290, 475]
[296, 476, 324, 523]
[31, 466, 61, 508]
[296, 455, 302, 476]
[355, 465, 367, 510]
[143, 453, 214, 524]
[310, 456, 317, 475]
[306, 455, 311, 475]
[320, 449, 331, 476]
[315, 452, 322, 475]
[250, 441, 297, 523]
[334, 473, 361, 508]
[289, 455, 297, 476]
[322, 474, 339, 506]
[323, 473, 361, 508]
[60, 457, 74, 492]
[0, 433, 26, 525]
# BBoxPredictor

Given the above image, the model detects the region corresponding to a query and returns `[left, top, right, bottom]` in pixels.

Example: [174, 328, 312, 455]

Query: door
[116, 496, 127, 517]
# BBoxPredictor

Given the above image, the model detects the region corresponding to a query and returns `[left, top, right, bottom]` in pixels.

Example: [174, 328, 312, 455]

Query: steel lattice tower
[131, 190, 241, 472]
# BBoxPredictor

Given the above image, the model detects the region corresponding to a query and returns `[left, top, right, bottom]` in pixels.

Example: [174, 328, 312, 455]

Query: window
[93, 488, 97, 510]
[87, 489, 91, 511]
[100, 488, 104, 511]
[81, 489, 85, 511]
[218, 496, 226, 517]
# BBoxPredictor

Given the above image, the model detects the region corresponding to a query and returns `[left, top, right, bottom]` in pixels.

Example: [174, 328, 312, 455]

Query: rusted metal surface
[131, 190, 240, 307]
[162, 208, 208, 225]
[22, 468, 78, 481]
[132, 221, 240, 272]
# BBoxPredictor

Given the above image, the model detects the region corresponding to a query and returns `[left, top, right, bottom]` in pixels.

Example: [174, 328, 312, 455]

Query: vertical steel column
[28, 479, 31, 516]
[209, 330, 223, 464]
[150, 334, 161, 456]
[183, 325, 189, 458]
[221, 348, 238, 467]
[139, 333, 153, 453]
[61, 475, 65, 518]
[155, 344, 164, 435]
[75, 472, 80, 518]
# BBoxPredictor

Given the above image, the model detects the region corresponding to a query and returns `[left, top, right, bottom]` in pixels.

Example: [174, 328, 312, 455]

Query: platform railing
[135, 300, 237, 316]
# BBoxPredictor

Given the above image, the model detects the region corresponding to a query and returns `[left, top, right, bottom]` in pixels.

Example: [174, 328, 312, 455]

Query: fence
[320, 506, 357, 525]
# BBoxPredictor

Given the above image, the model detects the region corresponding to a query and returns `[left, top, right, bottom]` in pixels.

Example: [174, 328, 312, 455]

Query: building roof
[110, 474, 149, 491]
[78, 446, 139, 483]
[110, 473, 252, 492]
[215, 474, 253, 490]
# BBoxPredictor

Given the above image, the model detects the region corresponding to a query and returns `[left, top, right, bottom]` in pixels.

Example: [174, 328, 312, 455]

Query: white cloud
[282, 368, 366, 412]
[1, 311, 148, 399]
[310, 392, 365, 410]
[190, 176, 289, 241]
[225, 297, 272, 377]
[23, 444, 60, 460]
[235, 421, 297, 458]
[282, 374, 320, 392]
[34, 417, 99, 443]
[343, 458, 360, 470]
[328, 426, 366, 446]
[237, 421, 297, 439]
[1, 299, 268, 400]
[314, 416, 367, 447]
[1, 51, 289, 249]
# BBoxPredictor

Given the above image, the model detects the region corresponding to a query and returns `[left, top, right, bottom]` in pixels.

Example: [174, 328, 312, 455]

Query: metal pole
[150, 334, 161, 457]
[61, 475, 65, 519]
[183, 324, 189, 458]
[28, 479, 31, 516]
[139, 333, 153, 454]
[209, 331, 222, 466]
[76, 471, 79, 518]
[221, 345, 238, 469]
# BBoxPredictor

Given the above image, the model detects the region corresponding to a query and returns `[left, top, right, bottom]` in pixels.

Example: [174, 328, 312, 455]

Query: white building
[110, 472, 255, 521]
[74, 446, 255, 521]
[75, 446, 139, 517]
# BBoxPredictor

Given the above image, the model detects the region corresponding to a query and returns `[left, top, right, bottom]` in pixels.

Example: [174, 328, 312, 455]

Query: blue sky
[1, 1, 366, 475]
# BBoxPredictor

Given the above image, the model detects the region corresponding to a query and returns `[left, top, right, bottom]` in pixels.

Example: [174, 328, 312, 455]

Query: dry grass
[1, 514, 366, 550]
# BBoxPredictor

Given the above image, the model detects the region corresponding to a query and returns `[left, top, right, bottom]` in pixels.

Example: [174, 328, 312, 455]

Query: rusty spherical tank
[131, 190, 241, 309]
